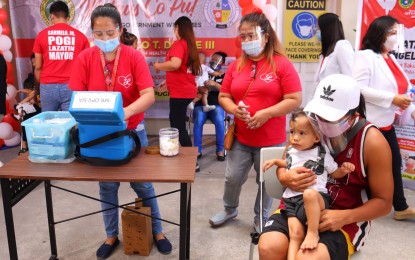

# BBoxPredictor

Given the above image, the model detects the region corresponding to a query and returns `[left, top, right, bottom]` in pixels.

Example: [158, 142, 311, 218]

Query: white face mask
[384, 34, 398, 52]
[241, 39, 264, 57]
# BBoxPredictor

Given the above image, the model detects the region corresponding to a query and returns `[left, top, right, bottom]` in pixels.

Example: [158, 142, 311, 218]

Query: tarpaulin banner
[10, 0, 242, 118]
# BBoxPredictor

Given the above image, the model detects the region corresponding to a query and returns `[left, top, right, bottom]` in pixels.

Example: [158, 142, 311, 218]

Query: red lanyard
[100, 47, 121, 91]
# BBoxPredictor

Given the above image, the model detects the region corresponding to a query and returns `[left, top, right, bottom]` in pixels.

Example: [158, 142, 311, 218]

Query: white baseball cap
[304, 74, 360, 122]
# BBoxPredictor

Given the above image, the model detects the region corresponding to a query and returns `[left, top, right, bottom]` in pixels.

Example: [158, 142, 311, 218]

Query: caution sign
[284, 0, 327, 62]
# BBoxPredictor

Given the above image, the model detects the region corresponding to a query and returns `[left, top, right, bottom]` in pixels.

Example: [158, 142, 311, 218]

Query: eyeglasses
[250, 61, 257, 79]
[92, 27, 119, 38]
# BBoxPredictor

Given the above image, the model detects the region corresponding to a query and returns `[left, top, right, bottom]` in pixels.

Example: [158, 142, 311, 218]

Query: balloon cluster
[238, 0, 278, 23]
[0, 3, 20, 148]
[234, 0, 278, 58]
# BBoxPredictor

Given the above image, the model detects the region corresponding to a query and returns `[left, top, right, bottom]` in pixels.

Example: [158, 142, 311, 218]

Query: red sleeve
[277, 56, 302, 94]
[168, 40, 185, 60]
[132, 50, 154, 91]
[68, 52, 88, 91]
[220, 61, 237, 94]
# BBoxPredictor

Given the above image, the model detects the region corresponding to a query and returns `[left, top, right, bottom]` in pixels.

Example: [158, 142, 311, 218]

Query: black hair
[361, 15, 399, 53]
[291, 107, 307, 123]
[318, 13, 345, 57]
[30, 53, 35, 59]
[120, 28, 138, 46]
[49, 0, 69, 19]
[91, 3, 122, 30]
[213, 51, 227, 64]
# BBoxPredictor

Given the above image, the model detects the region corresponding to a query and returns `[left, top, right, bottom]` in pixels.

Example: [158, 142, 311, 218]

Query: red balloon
[1, 24, 10, 35]
[0, 9, 7, 24]
[0, 138, 4, 147]
[242, 4, 255, 16]
[238, 0, 252, 8]
[2, 114, 20, 132]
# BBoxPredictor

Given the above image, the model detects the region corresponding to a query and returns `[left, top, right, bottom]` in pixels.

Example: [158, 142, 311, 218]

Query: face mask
[94, 37, 120, 53]
[315, 30, 321, 42]
[241, 39, 264, 57]
[317, 117, 351, 138]
[209, 61, 222, 71]
[384, 34, 398, 52]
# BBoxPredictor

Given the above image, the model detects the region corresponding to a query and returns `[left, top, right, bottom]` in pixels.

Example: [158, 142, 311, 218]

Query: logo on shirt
[118, 74, 133, 88]
[320, 85, 335, 101]
[41, 0, 75, 26]
[260, 72, 277, 83]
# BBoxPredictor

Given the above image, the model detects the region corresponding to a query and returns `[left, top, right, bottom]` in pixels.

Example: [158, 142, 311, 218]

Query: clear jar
[159, 128, 179, 156]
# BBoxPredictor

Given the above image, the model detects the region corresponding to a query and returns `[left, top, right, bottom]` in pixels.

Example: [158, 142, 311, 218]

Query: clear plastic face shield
[209, 55, 223, 71]
[238, 26, 265, 57]
[385, 23, 405, 53]
[306, 111, 355, 155]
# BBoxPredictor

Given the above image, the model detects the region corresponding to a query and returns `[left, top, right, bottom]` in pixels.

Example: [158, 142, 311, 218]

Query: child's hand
[263, 159, 276, 172]
[156, 80, 167, 93]
[153, 60, 161, 74]
[341, 162, 355, 173]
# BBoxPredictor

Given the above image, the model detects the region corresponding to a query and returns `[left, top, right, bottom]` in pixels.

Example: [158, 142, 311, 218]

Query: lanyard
[99, 47, 121, 91]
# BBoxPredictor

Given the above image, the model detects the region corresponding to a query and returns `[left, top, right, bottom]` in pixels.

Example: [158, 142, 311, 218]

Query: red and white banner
[357, 0, 415, 190]
[9, 0, 244, 118]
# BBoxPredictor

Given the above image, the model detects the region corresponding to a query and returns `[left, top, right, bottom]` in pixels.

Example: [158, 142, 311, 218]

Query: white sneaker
[187, 102, 195, 110]
[209, 209, 238, 227]
[203, 105, 216, 112]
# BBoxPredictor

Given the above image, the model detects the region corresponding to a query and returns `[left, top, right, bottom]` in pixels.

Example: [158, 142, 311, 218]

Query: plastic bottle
[238, 101, 250, 119]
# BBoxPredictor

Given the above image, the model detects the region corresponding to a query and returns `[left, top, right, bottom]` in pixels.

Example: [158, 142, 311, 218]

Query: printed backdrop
[357, 0, 415, 190]
[9, 0, 244, 118]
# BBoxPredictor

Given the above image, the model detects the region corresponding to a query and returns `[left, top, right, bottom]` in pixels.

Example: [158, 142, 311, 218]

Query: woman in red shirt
[153, 16, 201, 150]
[69, 3, 172, 258]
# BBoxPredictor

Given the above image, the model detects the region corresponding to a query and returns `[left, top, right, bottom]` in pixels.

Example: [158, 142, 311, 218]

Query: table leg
[44, 181, 58, 259]
[1, 178, 18, 260]
[179, 183, 191, 260]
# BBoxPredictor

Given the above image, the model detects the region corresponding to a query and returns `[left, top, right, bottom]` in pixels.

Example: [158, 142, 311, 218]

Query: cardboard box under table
[69, 91, 132, 160]
[122, 198, 153, 256]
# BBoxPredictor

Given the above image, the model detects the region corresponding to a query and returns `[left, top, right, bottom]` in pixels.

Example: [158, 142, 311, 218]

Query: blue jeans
[193, 105, 225, 153]
[99, 122, 163, 237]
[40, 83, 73, 111]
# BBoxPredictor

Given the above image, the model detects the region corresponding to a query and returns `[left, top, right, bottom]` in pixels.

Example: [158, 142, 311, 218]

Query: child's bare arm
[330, 162, 355, 179]
[263, 158, 287, 172]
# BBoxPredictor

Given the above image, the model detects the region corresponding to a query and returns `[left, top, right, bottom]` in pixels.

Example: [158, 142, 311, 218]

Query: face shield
[238, 26, 265, 57]
[307, 112, 354, 155]
[209, 55, 223, 71]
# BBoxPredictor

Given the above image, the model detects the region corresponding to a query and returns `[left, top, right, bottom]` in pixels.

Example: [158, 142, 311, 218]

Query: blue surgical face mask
[315, 30, 321, 42]
[94, 37, 120, 53]
[241, 39, 264, 57]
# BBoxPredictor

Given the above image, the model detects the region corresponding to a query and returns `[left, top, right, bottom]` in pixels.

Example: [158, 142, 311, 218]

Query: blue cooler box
[69, 91, 132, 160]
[21, 111, 77, 160]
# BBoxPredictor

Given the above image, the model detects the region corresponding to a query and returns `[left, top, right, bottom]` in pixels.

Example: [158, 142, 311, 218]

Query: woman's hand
[279, 166, 316, 192]
[393, 94, 411, 110]
[233, 102, 251, 121]
[319, 209, 349, 232]
[157, 80, 167, 93]
[246, 109, 271, 129]
[153, 60, 161, 74]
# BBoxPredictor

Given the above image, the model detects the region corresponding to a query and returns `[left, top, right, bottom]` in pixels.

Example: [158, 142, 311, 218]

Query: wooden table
[0, 147, 197, 260]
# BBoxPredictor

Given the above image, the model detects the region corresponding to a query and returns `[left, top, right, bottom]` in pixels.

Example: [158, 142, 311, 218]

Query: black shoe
[216, 152, 225, 161]
[154, 235, 172, 255]
[195, 163, 200, 172]
[18, 148, 28, 155]
[197, 152, 202, 159]
[96, 237, 120, 259]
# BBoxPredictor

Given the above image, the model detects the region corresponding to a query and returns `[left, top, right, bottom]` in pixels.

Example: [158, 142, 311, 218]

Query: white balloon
[0, 122, 13, 139]
[253, 0, 267, 8]
[263, 4, 277, 21]
[4, 131, 21, 146]
[0, 35, 12, 51]
[6, 85, 17, 101]
[3, 50, 12, 62]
